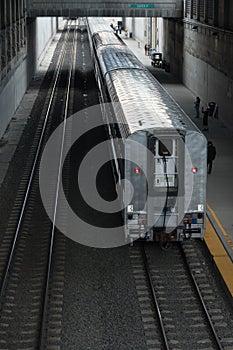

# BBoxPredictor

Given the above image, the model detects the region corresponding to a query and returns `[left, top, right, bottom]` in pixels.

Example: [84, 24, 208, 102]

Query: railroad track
[1, 20, 232, 350]
[0, 21, 78, 349]
[130, 241, 233, 350]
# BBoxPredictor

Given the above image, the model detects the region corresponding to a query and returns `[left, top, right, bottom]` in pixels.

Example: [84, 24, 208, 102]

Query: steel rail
[189, 271, 224, 350]
[180, 244, 224, 350]
[0, 24, 71, 303]
[141, 245, 170, 350]
[38, 22, 78, 349]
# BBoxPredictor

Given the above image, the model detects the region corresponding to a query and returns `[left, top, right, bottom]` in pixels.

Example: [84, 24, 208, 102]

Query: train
[87, 17, 207, 245]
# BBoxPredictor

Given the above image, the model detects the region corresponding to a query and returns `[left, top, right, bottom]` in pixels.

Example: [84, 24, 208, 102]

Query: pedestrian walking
[147, 44, 151, 56]
[207, 141, 216, 174]
[144, 44, 148, 56]
[194, 97, 200, 118]
[202, 106, 209, 131]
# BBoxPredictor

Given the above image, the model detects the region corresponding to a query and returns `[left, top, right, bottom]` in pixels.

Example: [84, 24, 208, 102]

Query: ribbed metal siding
[192, 0, 198, 17]
[185, 0, 215, 24]
[207, 0, 214, 20]
[199, 0, 205, 18]
[185, 0, 192, 17]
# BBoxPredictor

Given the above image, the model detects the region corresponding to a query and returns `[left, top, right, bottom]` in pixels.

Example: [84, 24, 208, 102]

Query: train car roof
[88, 17, 114, 35]
[106, 69, 200, 134]
[88, 17, 202, 135]
[98, 45, 145, 76]
[93, 32, 123, 48]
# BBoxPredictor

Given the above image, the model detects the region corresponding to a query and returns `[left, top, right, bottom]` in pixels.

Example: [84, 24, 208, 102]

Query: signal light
[192, 167, 197, 173]
[134, 167, 140, 174]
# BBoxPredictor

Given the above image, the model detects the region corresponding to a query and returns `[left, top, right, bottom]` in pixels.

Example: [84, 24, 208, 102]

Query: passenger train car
[87, 17, 207, 244]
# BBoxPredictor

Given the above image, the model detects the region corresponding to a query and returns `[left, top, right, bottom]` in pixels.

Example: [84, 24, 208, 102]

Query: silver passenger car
[87, 18, 207, 244]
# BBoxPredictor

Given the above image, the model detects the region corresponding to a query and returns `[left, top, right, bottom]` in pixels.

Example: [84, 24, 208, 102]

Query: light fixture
[192, 167, 197, 173]
[134, 167, 141, 174]
[192, 25, 198, 30]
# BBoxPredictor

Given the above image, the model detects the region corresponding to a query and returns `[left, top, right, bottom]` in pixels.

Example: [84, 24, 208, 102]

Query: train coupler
[154, 230, 176, 250]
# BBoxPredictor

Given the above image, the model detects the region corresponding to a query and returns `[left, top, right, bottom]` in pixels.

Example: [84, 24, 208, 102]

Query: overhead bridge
[26, 0, 183, 17]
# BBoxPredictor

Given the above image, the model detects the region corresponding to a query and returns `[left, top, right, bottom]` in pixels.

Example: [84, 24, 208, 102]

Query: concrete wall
[27, 17, 57, 82]
[125, 17, 158, 49]
[157, 17, 165, 53]
[36, 17, 57, 66]
[134, 18, 147, 44]
[0, 60, 28, 139]
[157, 18, 233, 131]
[0, 17, 57, 139]
[125, 18, 142, 41]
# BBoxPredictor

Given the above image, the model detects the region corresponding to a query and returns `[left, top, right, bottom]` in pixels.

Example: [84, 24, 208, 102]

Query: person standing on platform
[207, 141, 216, 174]
[194, 96, 200, 118]
[147, 44, 151, 56]
[202, 106, 209, 131]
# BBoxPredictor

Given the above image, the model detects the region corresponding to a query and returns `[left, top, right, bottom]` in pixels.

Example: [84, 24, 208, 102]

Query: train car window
[158, 139, 172, 156]
[148, 136, 156, 155]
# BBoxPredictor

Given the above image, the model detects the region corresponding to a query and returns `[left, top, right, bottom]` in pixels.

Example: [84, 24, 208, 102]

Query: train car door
[147, 132, 185, 238]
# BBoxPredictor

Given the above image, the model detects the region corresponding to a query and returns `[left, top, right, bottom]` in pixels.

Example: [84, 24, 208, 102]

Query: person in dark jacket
[207, 141, 216, 174]
[194, 96, 200, 118]
[202, 106, 209, 131]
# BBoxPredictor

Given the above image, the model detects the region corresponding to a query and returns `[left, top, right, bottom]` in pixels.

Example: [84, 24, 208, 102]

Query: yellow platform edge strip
[204, 215, 233, 297]
[207, 203, 233, 247]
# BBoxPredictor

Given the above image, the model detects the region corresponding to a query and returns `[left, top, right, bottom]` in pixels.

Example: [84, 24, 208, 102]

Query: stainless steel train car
[87, 17, 207, 245]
